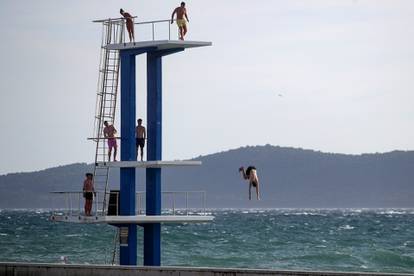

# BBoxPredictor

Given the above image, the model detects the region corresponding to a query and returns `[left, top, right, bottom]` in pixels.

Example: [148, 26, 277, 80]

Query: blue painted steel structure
[119, 47, 183, 266]
[119, 50, 137, 265]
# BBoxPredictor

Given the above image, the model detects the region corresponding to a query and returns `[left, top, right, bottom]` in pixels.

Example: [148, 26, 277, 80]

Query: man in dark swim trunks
[120, 8, 135, 42]
[83, 173, 95, 216]
[239, 166, 260, 200]
[136, 118, 146, 161]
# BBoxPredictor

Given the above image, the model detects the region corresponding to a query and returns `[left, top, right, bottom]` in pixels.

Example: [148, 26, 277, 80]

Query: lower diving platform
[50, 214, 213, 224]
[49, 190, 213, 224]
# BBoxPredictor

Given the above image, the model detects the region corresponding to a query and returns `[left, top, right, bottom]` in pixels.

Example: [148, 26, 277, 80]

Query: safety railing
[136, 191, 207, 215]
[50, 191, 107, 217]
[135, 19, 178, 41]
[94, 17, 180, 44]
[50, 190, 207, 217]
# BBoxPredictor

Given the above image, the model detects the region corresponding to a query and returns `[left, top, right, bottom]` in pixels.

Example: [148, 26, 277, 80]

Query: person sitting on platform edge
[103, 121, 118, 162]
[239, 166, 261, 200]
[120, 8, 135, 43]
[83, 173, 95, 216]
[136, 118, 146, 161]
[171, 2, 189, 40]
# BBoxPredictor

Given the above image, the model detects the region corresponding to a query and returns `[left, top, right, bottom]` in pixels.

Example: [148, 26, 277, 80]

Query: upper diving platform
[94, 17, 212, 51]
[106, 40, 212, 51]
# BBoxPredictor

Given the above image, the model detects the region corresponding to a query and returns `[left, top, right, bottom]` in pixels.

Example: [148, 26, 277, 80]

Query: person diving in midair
[239, 166, 260, 200]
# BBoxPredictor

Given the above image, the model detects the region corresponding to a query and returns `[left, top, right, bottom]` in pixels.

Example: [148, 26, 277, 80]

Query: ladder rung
[97, 92, 116, 96]
[100, 69, 117, 73]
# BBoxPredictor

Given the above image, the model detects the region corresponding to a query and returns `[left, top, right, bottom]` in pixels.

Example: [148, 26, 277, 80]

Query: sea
[0, 209, 414, 273]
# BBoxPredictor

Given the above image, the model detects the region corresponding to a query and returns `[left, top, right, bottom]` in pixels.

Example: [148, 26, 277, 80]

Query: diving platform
[50, 214, 213, 224]
[49, 190, 211, 225]
[95, 160, 202, 168]
[106, 40, 212, 51]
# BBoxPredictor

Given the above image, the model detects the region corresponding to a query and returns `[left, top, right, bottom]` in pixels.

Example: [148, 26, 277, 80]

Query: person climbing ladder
[103, 121, 118, 162]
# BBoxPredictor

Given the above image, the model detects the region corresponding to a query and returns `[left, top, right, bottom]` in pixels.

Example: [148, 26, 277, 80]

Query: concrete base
[1, 263, 413, 276]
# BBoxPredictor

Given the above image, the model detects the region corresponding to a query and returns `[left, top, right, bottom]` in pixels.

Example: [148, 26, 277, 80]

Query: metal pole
[95, 193, 99, 215]
[203, 191, 206, 215]
[69, 193, 73, 216]
[137, 193, 140, 214]
[78, 192, 81, 216]
[139, 193, 143, 214]
[168, 21, 171, 40]
[172, 193, 175, 215]
[65, 194, 68, 216]
[186, 192, 188, 216]
[152, 23, 155, 40]
[116, 192, 119, 216]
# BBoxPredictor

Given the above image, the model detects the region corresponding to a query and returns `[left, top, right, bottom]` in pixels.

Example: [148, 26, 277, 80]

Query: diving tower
[50, 17, 213, 266]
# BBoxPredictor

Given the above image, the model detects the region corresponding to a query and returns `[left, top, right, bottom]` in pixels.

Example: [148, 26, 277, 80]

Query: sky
[0, 0, 413, 174]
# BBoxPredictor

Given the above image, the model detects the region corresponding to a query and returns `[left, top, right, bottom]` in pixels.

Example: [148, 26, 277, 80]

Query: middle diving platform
[95, 160, 202, 168]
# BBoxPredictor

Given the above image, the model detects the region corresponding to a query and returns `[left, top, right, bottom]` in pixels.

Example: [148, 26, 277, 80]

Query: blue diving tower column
[107, 40, 212, 266]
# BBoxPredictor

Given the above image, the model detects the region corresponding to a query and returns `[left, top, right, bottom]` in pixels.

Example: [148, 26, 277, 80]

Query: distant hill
[1, 145, 413, 208]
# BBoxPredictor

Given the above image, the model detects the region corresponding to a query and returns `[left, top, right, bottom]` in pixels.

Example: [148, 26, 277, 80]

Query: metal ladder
[92, 19, 125, 215]
[111, 228, 120, 265]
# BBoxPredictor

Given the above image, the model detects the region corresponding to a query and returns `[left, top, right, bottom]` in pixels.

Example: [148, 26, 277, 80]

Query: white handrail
[93, 16, 138, 23]
[134, 19, 179, 40]
[51, 190, 207, 217]
[135, 19, 175, 25]
[94, 17, 180, 42]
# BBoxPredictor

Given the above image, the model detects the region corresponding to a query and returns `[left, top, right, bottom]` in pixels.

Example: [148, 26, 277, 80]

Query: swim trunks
[176, 19, 186, 28]
[246, 166, 256, 177]
[136, 138, 145, 148]
[108, 138, 117, 149]
[251, 181, 258, 188]
[83, 192, 93, 200]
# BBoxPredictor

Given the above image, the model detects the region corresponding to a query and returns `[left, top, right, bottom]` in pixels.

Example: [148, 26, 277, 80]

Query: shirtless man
[239, 166, 261, 200]
[103, 121, 118, 162]
[120, 8, 135, 42]
[171, 2, 189, 40]
[83, 173, 95, 216]
[136, 119, 146, 161]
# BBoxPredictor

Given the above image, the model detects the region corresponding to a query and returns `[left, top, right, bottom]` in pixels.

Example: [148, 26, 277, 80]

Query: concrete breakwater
[1, 263, 413, 276]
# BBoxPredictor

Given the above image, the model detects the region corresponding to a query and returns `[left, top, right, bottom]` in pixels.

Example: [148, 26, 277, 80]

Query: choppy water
[1, 209, 414, 273]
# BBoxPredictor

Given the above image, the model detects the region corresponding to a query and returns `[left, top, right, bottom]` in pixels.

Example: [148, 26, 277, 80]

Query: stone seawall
[1, 262, 413, 276]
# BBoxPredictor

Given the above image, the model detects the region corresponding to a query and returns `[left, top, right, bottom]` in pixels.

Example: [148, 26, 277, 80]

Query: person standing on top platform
[239, 166, 261, 200]
[136, 119, 146, 161]
[120, 8, 135, 42]
[103, 121, 118, 162]
[83, 173, 95, 216]
[171, 2, 189, 40]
